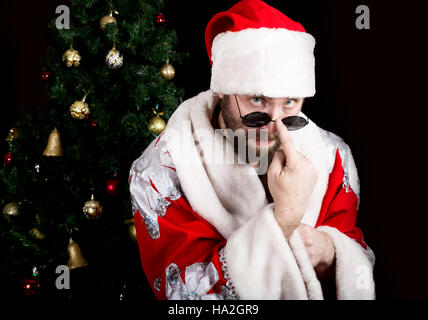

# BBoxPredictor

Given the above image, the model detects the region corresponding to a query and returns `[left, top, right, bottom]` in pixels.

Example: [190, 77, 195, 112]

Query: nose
[260, 104, 285, 133]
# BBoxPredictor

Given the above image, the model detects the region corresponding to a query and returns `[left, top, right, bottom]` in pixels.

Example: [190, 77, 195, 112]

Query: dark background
[1, 0, 426, 300]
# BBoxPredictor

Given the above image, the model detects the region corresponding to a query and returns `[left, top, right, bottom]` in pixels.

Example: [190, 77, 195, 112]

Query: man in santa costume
[129, 0, 375, 300]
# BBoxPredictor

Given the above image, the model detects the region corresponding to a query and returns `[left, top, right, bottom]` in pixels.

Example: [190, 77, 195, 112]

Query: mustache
[246, 130, 278, 141]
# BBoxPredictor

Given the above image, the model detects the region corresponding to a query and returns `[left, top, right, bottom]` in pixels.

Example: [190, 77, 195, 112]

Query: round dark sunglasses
[234, 95, 308, 131]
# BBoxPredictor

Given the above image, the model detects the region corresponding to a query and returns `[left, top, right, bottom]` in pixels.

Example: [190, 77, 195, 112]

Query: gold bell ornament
[2, 202, 20, 222]
[160, 60, 175, 80]
[66, 237, 88, 270]
[82, 194, 103, 219]
[62, 45, 81, 67]
[147, 108, 166, 135]
[70, 93, 91, 120]
[43, 128, 64, 157]
[100, 10, 118, 30]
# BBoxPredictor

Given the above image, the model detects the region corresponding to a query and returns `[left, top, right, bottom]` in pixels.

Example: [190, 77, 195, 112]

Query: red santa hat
[205, 0, 316, 98]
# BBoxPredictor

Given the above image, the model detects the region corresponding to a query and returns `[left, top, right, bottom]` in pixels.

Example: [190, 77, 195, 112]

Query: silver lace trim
[166, 263, 181, 286]
[155, 196, 170, 217]
[143, 214, 160, 239]
[130, 194, 138, 215]
[135, 185, 182, 240]
[343, 172, 350, 193]
[165, 262, 222, 300]
[219, 247, 238, 300]
[168, 185, 181, 201]
[153, 277, 161, 292]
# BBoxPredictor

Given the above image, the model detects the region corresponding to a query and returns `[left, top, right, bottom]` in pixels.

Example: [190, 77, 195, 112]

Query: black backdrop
[1, 0, 427, 300]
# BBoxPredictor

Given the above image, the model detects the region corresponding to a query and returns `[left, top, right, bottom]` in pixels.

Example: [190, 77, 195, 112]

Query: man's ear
[218, 93, 224, 99]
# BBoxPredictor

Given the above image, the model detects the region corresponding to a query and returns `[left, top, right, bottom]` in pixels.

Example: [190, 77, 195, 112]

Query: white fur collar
[163, 90, 329, 238]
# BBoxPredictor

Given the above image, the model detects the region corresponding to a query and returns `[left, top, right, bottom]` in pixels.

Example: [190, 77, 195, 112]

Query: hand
[268, 119, 318, 239]
[297, 224, 335, 278]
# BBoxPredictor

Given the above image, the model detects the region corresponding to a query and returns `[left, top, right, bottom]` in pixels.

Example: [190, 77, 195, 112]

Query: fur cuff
[317, 226, 376, 299]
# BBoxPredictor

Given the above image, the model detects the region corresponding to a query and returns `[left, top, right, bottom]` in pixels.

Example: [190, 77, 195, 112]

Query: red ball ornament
[155, 13, 166, 25]
[106, 179, 120, 195]
[22, 278, 40, 295]
[41, 70, 51, 81]
[4, 152, 12, 165]
[91, 121, 97, 128]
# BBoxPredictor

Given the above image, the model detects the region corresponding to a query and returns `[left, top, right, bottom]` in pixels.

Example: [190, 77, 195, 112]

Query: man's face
[218, 94, 304, 163]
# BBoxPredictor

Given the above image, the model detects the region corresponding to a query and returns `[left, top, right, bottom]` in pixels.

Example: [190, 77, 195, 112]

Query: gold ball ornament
[82, 194, 103, 219]
[124, 219, 137, 241]
[62, 46, 81, 67]
[106, 46, 124, 69]
[100, 12, 117, 30]
[148, 109, 166, 135]
[6, 127, 18, 142]
[2, 202, 20, 222]
[160, 61, 175, 80]
[70, 94, 91, 120]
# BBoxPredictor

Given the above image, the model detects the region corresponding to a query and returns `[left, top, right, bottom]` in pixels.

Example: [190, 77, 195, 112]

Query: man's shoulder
[129, 132, 180, 197]
[131, 132, 168, 170]
[318, 127, 353, 171]
[317, 127, 360, 199]
[318, 128, 349, 156]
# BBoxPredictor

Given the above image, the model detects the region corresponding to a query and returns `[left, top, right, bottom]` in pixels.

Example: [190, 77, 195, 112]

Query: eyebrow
[248, 96, 298, 100]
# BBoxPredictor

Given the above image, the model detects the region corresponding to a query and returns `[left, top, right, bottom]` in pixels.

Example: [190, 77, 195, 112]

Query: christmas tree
[0, 0, 188, 300]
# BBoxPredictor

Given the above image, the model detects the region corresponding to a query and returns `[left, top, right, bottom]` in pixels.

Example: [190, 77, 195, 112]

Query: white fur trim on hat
[210, 27, 316, 98]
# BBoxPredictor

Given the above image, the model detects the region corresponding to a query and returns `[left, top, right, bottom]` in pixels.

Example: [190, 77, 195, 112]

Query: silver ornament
[105, 46, 124, 69]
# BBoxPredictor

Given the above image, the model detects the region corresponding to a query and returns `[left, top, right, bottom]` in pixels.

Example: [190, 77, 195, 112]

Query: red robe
[129, 90, 375, 300]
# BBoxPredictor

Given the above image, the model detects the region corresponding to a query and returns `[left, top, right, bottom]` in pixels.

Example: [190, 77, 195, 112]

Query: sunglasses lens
[240, 111, 308, 131]
[242, 112, 271, 127]
[282, 116, 309, 131]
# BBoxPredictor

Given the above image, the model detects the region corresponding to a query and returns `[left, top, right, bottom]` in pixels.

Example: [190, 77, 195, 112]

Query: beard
[218, 96, 281, 167]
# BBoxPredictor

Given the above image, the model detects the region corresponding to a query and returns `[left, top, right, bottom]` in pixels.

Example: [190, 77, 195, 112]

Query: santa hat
[205, 0, 316, 98]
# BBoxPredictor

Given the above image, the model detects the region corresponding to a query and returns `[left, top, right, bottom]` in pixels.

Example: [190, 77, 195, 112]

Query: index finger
[275, 119, 299, 167]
